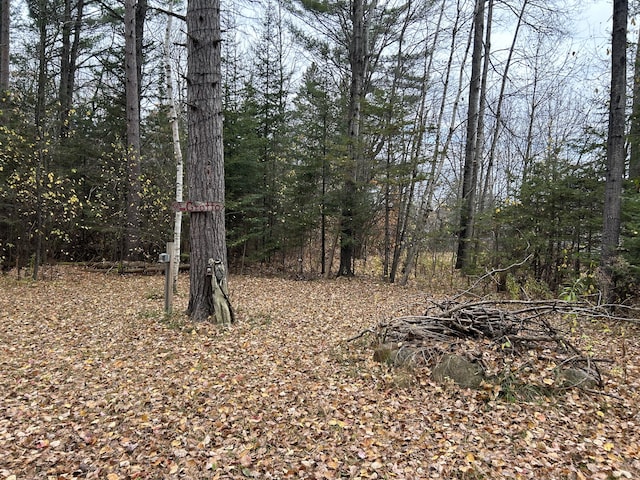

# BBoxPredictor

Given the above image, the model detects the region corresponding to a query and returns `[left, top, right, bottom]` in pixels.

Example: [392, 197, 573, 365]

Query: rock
[556, 367, 599, 389]
[373, 343, 415, 366]
[431, 354, 485, 388]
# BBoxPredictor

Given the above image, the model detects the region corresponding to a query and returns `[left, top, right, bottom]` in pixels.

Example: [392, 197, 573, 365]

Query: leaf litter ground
[1, 267, 639, 479]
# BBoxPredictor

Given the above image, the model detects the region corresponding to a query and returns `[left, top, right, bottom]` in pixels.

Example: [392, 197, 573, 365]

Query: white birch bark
[164, 12, 183, 292]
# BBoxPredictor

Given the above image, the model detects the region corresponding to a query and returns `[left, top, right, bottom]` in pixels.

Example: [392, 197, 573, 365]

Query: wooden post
[165, 241, 174, 313]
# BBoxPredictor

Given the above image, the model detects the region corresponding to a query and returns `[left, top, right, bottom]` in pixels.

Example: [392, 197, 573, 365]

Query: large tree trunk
[186, 0, 227, 322]
[600, 0, 628, 299]
[0, 0, 10, 92]
[455, 0, 485, 271]
[337, 0, 370, 277]
[124, 0, 141, 260]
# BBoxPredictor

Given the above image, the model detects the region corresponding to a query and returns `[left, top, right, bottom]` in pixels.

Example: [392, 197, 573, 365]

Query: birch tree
[164, 11, 183, 292]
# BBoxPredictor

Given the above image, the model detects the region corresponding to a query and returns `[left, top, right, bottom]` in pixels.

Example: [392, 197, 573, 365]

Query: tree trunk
[382, 0, 415, 282]
[389, 6, 433, 283]
[455, 0, 485, 271]
[124, 0, 141, 260]
[32, 0, 48, 280]
[59, 0, 84, 139]
[186, 0, 227, 322]
[400, 0, 472, 285]
[135, 0, 147, 101]
[337, 0, 370, 277]
[629, 25, 640, 182]
[164, 11, 183, 293]
[600, 0, 628, 299]
[481, 0, 525, 210]
[473, 0, 492, 213]
[0, 0, 10, 92]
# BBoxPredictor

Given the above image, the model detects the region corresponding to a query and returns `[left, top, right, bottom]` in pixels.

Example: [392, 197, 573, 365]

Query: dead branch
[365, 297, 621, 391]
[450, 253, 533, 301]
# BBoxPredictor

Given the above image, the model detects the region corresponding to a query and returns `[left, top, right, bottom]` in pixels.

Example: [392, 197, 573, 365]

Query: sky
[579, 1, 614, 52]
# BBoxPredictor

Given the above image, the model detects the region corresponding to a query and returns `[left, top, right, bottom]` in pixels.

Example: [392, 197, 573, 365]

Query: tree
[124, 0, 141, 260]
[289, 62, 341, 274]
[337, 0, 370, 277]
[455, 0, 486, 272]
[164, 9, 184, 292]
[0, 0, 9, 92]
[250, 0, 292, 262]
[29, 0, 54, 279]
[186, 0, 227, 322]
[600, 0, 628, 299]
[58, 0, 84, 139]
[399, 0, 470, 285]
[629, 25, 640, 182]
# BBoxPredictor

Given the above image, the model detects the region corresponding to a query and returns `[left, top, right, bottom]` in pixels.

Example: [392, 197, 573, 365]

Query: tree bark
[0, 0, 9, 92]
[455, 0, 485, 271]
[186, 0, 227, 322]
[338, 0, 370, 277]
[600, 0, 628, 299]
[59, 0, 84, 139]
[164, 11, 184, 293]
[629, 25, 640, 182]
[124, 0, 141, 260]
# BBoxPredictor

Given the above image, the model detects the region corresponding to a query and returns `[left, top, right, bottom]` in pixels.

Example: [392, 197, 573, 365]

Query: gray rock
[431, 354, 485, 388]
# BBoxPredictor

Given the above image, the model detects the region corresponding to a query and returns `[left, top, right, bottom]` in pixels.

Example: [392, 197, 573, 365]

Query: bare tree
[480, 0, 528, 210]
[186, 0, 228, 322]
[399, 0, 474, 285]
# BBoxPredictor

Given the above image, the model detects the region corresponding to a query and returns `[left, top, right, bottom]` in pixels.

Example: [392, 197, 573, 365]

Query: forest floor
[1, 266, 639, 480]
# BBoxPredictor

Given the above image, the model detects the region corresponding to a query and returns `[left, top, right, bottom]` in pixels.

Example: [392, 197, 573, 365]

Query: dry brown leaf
[0, 267, 638, 479]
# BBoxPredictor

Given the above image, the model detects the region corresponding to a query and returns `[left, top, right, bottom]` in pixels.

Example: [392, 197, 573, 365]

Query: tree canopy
[0, 0, 635, 298]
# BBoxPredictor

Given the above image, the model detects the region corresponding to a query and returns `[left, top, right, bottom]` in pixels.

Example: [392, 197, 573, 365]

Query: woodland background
[0, 0, 639, 296]
[2, 2, 640, 477]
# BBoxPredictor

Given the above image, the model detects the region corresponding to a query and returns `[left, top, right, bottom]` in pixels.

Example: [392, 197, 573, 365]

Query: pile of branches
[370, 299, 630, 391]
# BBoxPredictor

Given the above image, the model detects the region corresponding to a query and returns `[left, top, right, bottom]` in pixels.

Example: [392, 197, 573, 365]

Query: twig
[450, 254, 533, 302]
[346, 329, 376, 342]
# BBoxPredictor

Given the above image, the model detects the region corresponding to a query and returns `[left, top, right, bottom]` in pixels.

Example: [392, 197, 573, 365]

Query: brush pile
[369, 299, 624, 393]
